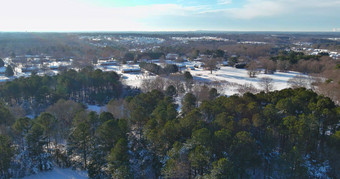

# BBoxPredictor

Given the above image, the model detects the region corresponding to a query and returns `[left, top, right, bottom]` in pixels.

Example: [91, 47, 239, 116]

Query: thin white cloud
[0, 0, 204, 31]
[218, 0, 232, 5]
[225, 0, 284, 19]
[222, 0, 340, 19]
[0, 0, 339, 31]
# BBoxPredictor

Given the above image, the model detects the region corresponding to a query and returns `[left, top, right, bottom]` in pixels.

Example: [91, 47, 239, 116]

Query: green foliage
[191, 128, 211, 146]
[0, 103, 14, 126]
[165, 85, 177, 97]
[129, 90, 164, 125]
[5, 65, 14, 77]
[162, 142, 190, 178]
[335, 64, 340, 69]
[0, 134, 14, 178]
[163, 64, 179, 75]
[230, 131, 259, 174]
[228, 57, 238, 66]
[209, 158, 235, 179]
[204, 49, 225, 58]
[189, 145, 211, 175]
[139, 62, 162, 75]
[124, 52, 135, 61]
[68, 121, 92, 169]
[0, 58, 4, 67]
[97, 119, 121, 152]
[0, 68, 122, 105]
[271, 51, 319, 64]
[330, 131, 340, 149]
[213, 129, 232, 156]
[325, 79, 333, 84]
[181, 93, 197, 114]
[138, 52, 165, 59]
[139, 62, 178, 75]
[209, 88, 219, 100]
[12, 117, 31, 135]
[26, 124, 46, 157]
[184, 71, 193, 81]
[1, 82, 339, 178]
[36, 113, 57, 137]
[107, 138, 131, 178]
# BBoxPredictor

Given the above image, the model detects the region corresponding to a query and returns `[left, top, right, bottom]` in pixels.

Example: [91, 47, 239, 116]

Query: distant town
[1, 32, 339, 83]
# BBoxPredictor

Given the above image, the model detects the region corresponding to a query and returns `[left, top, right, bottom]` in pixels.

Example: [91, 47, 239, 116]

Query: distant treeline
[0, 67, 123, 111]
[270, 51, 327, 64]
[139, 62, 178, 75]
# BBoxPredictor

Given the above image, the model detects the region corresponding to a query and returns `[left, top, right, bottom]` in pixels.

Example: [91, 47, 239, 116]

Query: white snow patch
[86, 104, 107, 113]
[22, 167, 88, 179]
[25, 114, 35, 119]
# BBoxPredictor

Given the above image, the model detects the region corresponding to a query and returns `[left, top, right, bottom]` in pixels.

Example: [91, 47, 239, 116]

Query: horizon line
[1, 30, 340, 33]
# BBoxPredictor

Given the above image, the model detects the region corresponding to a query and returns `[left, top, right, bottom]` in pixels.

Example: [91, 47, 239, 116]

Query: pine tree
[107, 138, 131, 178]
[0, 58, 4, 67]
[181, 93, 197, 115]
[189, 145, 211, 176]
[5, 65, 14, 77]
[0, 134, 14, 178]
[68, 121, 92, 169]
[26, 124, 51, 171]
[209, 158, 235, 179]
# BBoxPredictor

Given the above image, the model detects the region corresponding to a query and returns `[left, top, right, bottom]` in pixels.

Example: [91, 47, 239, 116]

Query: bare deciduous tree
[192, 84, 210, 102]
[140, 76, 166, 92]
[46, 99, 84, 140]
[246, 61, 260, 78]
[107, 99, 129, 119]
[258, 77, 274, 93]
[237, 83, 259, 95]
[277, 60, 291, 72]
[287, 75, 311, 89]
[9, 104, 26, 119]
[259, 57, 276, 74]
[203, 57, 221, 74]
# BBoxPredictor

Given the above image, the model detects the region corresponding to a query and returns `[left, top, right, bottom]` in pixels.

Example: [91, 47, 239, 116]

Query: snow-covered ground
[188, 66, 308, 95]
[1, 60, 309, 97]
[0, 75, 10, 82]
[22, 167, 88, 179]
[87, 104, 107, 113]
[98, 62, 309, 96]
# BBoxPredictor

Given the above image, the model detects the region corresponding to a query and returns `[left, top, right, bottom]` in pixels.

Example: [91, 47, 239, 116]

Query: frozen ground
[87, 104, 107, 113]
[22, 167, 88, 179]
[188, 66, 308, 95]
[0, 76, 10, 82]
[99, 63, 308, 96]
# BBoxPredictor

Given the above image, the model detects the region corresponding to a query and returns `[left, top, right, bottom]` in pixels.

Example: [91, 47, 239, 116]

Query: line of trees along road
[1, 87, 339, 178]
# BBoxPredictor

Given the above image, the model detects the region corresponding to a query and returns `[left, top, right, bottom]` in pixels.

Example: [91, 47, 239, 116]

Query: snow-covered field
[99, 63, 309, 96]
[22, 167, 88, 179]
[188, 66, 307, 95]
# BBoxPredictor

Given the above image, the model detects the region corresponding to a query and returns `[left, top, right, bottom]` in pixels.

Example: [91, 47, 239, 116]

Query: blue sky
[0, 0, 339, 32]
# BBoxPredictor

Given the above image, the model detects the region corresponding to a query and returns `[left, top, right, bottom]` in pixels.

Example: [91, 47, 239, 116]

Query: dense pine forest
[0, 68, 339, 178]
[0, 67, 122, 116]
